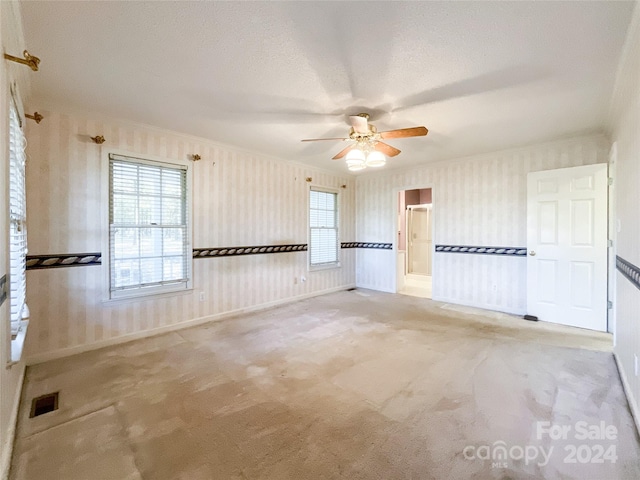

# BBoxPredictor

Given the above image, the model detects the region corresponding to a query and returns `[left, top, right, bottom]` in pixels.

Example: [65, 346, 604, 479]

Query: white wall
[23, 111, 356, 363]
[609, 1, 640, 429]
[356, 134, 609, 314]
[0, 2, 29, 477]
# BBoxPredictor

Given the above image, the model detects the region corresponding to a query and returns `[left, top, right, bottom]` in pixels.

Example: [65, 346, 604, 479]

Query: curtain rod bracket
[4, 50, 40, 71]
[25, 112, 43, 124]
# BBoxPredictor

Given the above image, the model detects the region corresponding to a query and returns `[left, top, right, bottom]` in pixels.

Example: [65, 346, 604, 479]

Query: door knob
[529, 251, 536, 256]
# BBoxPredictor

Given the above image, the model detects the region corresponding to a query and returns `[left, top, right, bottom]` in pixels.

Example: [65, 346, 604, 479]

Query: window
[9, 98, 27, 338]
[108, 153, 191, 299]
[309, 188, 339, 267]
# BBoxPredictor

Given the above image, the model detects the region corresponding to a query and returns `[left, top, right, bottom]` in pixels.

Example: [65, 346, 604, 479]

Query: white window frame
[308, 186, 340, 270]
[7, 84, 29, 363]
[102, 150, 193, 301]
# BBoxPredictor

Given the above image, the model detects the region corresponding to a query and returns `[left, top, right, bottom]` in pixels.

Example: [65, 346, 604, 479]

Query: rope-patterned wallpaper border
[26, 253, 102, 270]
[341, 242, 392, 249]
[436, 245, 527, 257]
[26, 241, 396, 270]
[616, 255, 640, 291]
[193, 244, 307, 258]
[0, 274, 7, 307]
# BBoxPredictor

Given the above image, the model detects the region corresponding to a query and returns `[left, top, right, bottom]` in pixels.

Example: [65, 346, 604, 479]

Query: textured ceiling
[20, 1, 635, 173]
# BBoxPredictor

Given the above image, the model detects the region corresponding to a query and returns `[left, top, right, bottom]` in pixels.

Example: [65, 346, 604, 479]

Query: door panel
[527, 163, 608, 331]
[538, 202, 558, 244]
[571, 174, 594, 191]
[570, 261, 593, 308]
[537, 260, 558, 304]
[571, 199, 594, 246]
[537, 178, 559, 194]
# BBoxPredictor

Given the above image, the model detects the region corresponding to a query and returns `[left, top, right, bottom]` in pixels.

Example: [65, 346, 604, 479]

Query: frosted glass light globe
[365, 150, 386, 167]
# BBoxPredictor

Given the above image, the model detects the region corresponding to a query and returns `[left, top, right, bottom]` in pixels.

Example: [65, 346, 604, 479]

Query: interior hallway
[9, 290, 640, 480]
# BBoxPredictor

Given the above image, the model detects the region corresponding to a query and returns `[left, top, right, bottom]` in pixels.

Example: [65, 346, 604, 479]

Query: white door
[407, 206, 432, 275]
[527, 164, 608, 331]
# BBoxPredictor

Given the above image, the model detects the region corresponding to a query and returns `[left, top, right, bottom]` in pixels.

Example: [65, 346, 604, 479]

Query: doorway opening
[397, 188, 433, 298]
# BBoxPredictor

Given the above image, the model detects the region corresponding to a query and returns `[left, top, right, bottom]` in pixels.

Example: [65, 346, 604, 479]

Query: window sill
[309, 263, 341, 272]
[8, 319, 28, 366]
[103, 286, 194, 306]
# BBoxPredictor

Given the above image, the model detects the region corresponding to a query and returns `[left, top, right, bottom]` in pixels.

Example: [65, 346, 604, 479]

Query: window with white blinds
[309, 188, 339, 266]
[108, 154, 190, 298]
[9, 100, 27, 337]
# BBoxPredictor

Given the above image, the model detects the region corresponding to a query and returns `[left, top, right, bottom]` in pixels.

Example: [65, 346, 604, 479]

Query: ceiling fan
[301, 113, 428, 171]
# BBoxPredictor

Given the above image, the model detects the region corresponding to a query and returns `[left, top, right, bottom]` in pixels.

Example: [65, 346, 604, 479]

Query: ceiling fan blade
[332, 144, 354, 160]
[375, 142, 401, 157]
[349, 115, 369, 134]
[379, 126, 428, 139]
[301, 137, 349, 142]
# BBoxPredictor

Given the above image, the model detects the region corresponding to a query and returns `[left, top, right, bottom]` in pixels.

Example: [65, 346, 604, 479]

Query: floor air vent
[30, 392, 59, 418]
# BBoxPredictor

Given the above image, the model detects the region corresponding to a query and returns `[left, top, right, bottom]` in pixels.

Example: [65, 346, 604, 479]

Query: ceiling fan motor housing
[349, 124, 378, 140]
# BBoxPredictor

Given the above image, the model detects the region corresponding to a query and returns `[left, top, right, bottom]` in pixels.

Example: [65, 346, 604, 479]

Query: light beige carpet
[10, 290, 640, 479]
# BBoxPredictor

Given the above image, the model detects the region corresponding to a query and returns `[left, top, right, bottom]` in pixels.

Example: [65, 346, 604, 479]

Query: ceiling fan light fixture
[365, 150, 386, 167]
[345, 148, 365, 162]
[346, 148, 366, 171]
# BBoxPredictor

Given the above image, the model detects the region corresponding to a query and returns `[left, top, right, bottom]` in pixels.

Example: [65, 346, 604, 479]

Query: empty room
[1, 1, 640, 479]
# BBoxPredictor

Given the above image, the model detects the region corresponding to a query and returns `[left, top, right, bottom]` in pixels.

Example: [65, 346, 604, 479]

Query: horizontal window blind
[309, 189, 338, 265]
[109, 154, 189, 296]
[9, 101, 27, 336]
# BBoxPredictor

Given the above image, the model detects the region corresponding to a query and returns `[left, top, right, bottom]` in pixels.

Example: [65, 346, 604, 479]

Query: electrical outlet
[199, 291, 205, 302]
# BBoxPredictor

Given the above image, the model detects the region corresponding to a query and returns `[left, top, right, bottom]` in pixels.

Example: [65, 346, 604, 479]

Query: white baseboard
[355, 283, 395, 293]
[431, 296, 526, 316]
[353, 286, 526, 318]
[613, 352, 640, 437]
[26, 284, 355, 366]
[1, 363, 25, 480]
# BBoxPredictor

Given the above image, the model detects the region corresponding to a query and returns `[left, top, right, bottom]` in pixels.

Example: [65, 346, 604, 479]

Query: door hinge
[608, 239, 613, 247]
[608, 301, 613, 309]
[608, 177, 614, 186]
